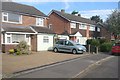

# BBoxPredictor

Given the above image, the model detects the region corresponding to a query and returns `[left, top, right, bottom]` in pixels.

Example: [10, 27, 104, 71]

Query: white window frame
[70, 22, 76, 28]
[36, 17, 44, 26]
[79, 23, 87, 30]
[5, 34, 12, 44]
[3, 33, 28, 44]
[97, 27, 100, 32]
[89, 25, 95, 31]
[43, 36, 49, 43]
[2, 12, 22, 24]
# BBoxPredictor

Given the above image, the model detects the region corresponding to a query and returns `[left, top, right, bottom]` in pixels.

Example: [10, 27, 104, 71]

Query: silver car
[53, 40, 86, 54]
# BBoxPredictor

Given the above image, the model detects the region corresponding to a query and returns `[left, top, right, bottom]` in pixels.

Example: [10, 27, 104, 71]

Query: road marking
[72, 56, 115, 78]
[11, 53, 93, 78]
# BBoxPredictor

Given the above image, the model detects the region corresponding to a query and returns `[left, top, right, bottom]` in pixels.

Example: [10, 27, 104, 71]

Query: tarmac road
[14, 53, 116, 78]
[76, 56, 119, 78]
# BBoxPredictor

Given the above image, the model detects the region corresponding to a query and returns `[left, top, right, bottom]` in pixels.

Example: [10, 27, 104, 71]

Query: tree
[105, 10, 120, 40]
[71, 10, 78, 15]
[90, 15, 103, 23]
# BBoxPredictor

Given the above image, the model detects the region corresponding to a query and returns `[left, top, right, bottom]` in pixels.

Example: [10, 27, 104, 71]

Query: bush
[99, 39, 108, 44]
[91, 39, 100, 47]
[100, 42, 112, 52]
[86, 39, 92, 45]
[15, 41, 29, 55]
[9, 49, 14, 54]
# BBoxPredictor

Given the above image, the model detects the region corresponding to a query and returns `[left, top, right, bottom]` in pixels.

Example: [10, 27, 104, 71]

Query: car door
[64, 41, 74, 52]
[57, 40, 66, 51]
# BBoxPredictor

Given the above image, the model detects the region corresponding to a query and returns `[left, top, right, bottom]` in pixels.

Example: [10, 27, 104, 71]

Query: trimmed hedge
[100, 42, 112, 52]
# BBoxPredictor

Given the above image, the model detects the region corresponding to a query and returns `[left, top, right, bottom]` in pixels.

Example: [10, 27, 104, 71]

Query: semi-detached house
[48, 10, 101, 45]
[1, 2, 55, 52]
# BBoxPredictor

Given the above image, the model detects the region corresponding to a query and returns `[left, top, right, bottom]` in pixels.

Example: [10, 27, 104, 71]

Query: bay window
[3, 34, 30, 44]
[12, 34, 25, 43]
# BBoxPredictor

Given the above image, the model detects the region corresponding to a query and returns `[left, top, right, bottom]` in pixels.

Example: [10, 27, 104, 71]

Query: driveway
[2, 51, 89, 77]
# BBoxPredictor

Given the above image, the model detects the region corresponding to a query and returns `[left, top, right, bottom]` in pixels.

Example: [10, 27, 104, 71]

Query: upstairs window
[2, 12, 22, 24]
[70, 23, 76, 28]
[89, 25, 95, 31]
[36, 18, 44, 26]
[79, 23, 87, 30]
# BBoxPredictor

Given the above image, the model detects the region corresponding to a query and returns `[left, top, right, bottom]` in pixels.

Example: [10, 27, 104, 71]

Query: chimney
[78, 14, 81, 16]
[61, 9, 65, 13]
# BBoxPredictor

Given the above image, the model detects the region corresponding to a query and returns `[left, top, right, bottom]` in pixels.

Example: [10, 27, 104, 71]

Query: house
[48, 10, 100, 45]
[1, 2, 55, 52]
[96, 22, 111, 40]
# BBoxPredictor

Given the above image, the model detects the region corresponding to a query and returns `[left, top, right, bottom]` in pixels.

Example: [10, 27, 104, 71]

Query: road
[76, 56, 119, 78]
[14, 53, 118, 78]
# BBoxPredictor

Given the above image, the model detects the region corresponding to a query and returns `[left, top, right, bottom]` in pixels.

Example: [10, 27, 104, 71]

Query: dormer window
[36, 18, 44, 26]
[2, 12, 22, 24]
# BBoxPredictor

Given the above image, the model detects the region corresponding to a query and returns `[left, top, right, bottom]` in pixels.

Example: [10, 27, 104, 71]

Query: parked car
[111, 42, 120, 55]
[53, 40, 86, 54]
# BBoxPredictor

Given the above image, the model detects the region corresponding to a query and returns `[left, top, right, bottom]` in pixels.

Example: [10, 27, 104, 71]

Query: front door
[31, 34, 37, 51]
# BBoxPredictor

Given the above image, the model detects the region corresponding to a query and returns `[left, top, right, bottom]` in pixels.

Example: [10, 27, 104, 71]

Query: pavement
[13, 53, 115, 78]
[2, 51, 89, 77]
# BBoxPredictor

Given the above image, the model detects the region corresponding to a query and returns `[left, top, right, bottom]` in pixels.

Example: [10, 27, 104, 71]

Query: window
[5, 34, 26, 44]
[65, 41, 73, 46]
[43, 36, 49, 43]
[89, 25, 95, 31]
[6, 34, 11, 43]
[2, 12, 8, 21]
[2, 12, 22, 23]
[79, 23, 87, 29]
[70, 23, 76, 28]
[36, 18, 44, 26]
[56, 40, 64, 45]
[7, 37, 11, 43]
[97, 27, 100, 32]
[12, 34, 25, 43]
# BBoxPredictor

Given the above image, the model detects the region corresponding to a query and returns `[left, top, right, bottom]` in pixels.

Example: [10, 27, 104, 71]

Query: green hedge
[100, 42, 112, 52]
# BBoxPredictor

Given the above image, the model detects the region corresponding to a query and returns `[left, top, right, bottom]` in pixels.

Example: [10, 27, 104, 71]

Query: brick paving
[2, 51, 88, 76]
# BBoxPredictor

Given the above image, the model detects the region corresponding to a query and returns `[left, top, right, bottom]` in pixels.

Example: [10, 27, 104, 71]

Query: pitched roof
[2, 23, 35, 33]
[52, 10, 95, 25]
[31, 26, 55, 34]
[2, 2, 47, 17]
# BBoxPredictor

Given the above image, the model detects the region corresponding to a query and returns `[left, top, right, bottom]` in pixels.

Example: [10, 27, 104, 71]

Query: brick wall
[48, 12, 70, 34]
[2, 44, 17, 53]
[100, 27, 111, 40]
[2, 15, 47, 27]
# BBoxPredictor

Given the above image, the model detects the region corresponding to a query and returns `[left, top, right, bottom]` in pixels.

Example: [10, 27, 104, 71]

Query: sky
[12, 0, 119, 22]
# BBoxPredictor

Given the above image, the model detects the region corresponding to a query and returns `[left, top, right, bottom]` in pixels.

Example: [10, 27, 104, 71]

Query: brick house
[1, 2, 55, 52]
[48, 10, 100, 45]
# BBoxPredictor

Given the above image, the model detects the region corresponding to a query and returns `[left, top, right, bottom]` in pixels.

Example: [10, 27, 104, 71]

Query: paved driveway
[2, 51, 88, 76]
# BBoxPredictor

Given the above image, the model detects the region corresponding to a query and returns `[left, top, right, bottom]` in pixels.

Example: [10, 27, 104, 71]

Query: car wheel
[53, 48, 58, 53]
[72, 49, 77, 54]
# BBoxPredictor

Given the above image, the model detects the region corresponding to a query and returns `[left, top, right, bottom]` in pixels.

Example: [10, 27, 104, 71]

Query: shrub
[9, 49, 14, 54]
[86, 39, 92, 45]
[99, 39, 108, 44]
[15, 41, 29, 55]
[91, 39, 100, 47]
[100, 42, 112, 52]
